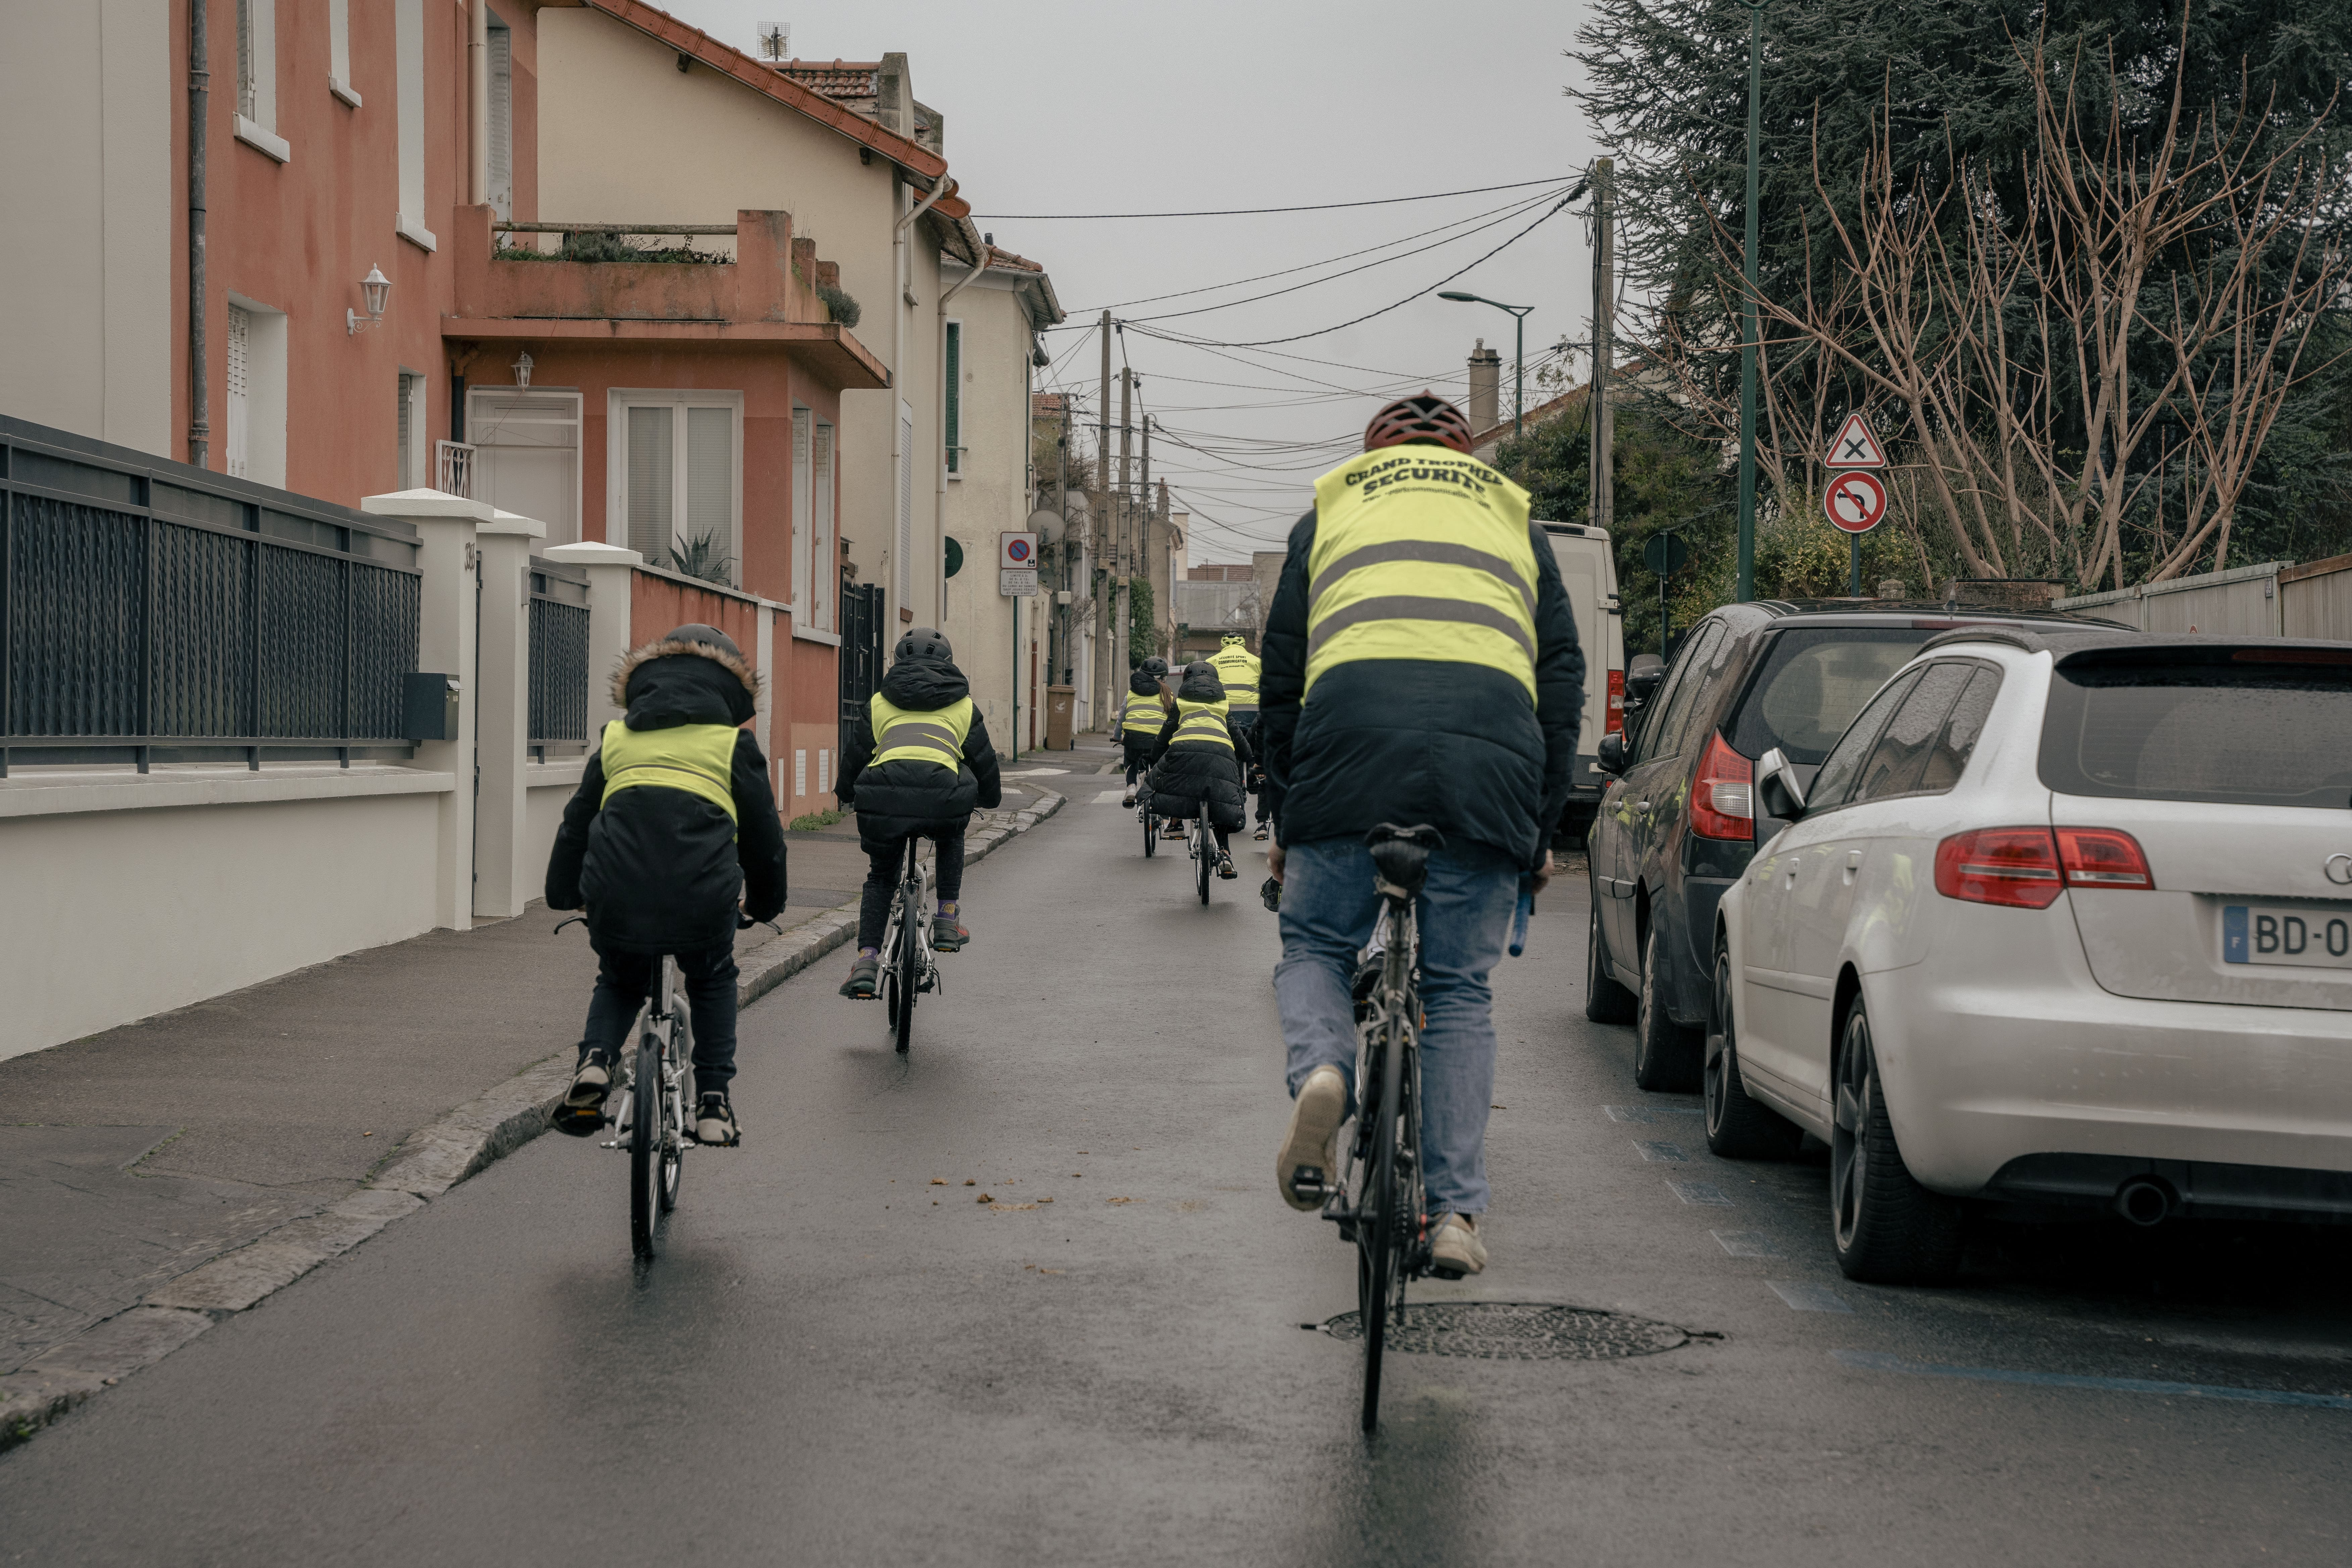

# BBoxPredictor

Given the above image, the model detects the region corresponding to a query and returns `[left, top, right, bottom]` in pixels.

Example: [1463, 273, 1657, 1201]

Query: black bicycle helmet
[894, 625, 954, 663]
[663, 623, 741, 659]
[1140, 655, 1170, 677]
[1365, 391, 1475, 454]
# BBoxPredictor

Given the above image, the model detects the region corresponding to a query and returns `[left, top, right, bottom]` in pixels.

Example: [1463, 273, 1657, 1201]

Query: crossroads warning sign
[1824, 412, 1886, 469]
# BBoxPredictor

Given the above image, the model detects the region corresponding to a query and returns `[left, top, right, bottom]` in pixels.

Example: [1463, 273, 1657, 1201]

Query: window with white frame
[226, 306, 251, 479]
[944, 320, 963, 477]
[470, 390, 582, 544]
[609, 392, 742, 586]
[394, 0, 434, 249]
[813, 421, 835, 629]
[328, 0, 359, 105]
[234, 0, 287, 160]
[487, 16, 514, 219]
[791, 407, 813, 622]
[224, 297, 288, 485]
[396, 372, 427, 489]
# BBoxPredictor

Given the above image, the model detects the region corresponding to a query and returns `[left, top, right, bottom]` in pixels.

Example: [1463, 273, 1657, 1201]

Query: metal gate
[839, 579, 885, 734]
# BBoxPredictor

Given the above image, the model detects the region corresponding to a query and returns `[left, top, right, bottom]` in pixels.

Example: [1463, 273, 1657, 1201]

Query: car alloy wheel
[1704, 943, 1803, 1160]
[1829, 998, 1962, 1284]
[1584, 889, 1636, 1024]
[1631, 923, 1702, 1093]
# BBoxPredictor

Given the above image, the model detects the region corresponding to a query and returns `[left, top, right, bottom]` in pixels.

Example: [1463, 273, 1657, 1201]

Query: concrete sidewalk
[0, 778, 1068, 1448]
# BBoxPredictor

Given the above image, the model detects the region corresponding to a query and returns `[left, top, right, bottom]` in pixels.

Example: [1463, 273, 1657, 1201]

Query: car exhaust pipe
[2114, 1176, 2175, 1228]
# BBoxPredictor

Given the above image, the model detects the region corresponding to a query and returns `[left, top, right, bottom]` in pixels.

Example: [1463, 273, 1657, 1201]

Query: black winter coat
[1259, 495, 1585, 868]
[546, 640, 788, 955]
[837, 658, 1002, 849]
[1143, 667, 1252, 830]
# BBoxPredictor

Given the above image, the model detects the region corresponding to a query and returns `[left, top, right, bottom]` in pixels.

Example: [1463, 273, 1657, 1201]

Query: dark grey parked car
[1585, 599, 2126, 1091]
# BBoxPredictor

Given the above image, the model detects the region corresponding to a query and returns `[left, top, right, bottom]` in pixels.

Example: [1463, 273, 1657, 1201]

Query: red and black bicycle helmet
[1364, 391, 1475, 454]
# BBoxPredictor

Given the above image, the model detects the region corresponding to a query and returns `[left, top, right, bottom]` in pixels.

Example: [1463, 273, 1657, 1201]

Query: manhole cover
[1321, 1302, 1689, 1361]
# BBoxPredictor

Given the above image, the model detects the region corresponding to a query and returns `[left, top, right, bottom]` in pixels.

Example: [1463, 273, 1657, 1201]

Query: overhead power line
[972, 176, 1576, 221]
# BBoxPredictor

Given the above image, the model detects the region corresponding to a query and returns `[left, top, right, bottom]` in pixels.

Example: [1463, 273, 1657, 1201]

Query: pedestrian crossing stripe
[1095, 789, 1128, 803]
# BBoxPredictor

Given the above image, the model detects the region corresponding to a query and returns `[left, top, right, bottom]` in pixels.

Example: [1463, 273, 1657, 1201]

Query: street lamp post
[1736, 0, 1766, 602]
[1438, 291, 1533, 438]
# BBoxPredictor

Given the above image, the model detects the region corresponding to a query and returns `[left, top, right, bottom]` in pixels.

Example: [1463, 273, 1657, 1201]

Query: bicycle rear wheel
[1143, 810, 1157, 858]
[658, 1021, 685, 1214]
[1195, 826, 1212, 904]
[1358, 1014, 1407, 1432]
[630, 1034, 662, 1260]
[895, 879, 919, 1055]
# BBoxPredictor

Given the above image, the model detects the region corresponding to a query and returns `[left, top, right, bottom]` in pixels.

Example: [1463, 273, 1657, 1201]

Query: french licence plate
[2223, 904, 2352, 968]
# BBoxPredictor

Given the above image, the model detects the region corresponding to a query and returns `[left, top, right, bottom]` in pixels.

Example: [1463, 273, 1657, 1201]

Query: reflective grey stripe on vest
[1307, 539, 1537, 620]
[882, 719, 963, 763]
[1306, 595, 1538, 664]
[1176, 715, 1230, 745]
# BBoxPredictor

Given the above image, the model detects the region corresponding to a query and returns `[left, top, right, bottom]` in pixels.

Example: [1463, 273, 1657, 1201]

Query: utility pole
[1736, 1, 1765, 602]
[1117, 366, 1134, 685]
[1056, 402, 1071, 685]
[1138, 410, 1153, 662]
[1095, 310, 1112, 732]
[1589, 157, 1615, 542]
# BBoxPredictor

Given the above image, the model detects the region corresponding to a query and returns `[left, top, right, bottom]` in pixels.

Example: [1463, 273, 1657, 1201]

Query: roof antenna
[755, 21, 789, 61]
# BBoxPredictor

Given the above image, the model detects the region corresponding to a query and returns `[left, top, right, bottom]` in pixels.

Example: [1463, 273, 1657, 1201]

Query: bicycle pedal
[1427, 1265, 1466, 1282]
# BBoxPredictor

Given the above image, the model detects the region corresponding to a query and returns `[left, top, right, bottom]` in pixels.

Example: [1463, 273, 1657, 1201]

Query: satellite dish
[1027, 507, 1065, 545]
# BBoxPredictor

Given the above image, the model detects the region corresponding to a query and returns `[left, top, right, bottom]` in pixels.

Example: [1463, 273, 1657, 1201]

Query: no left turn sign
[1823, 470, 1889, 534]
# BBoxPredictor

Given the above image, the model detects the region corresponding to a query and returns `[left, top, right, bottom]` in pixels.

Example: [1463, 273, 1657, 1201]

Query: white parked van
[1539, 521, 1626, 844]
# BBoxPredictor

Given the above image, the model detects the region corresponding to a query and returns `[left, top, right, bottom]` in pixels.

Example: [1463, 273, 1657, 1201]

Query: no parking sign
[999, 532, 1038, 597]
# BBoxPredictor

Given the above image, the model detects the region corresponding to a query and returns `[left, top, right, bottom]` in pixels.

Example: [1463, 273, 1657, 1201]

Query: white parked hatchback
[1709, 626, 2352, 1284]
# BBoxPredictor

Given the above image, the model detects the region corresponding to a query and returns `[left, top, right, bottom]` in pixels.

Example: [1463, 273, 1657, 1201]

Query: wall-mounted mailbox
[402, 673, 460, 742]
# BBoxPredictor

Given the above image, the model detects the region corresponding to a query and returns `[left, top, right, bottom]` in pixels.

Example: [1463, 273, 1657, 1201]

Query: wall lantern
[346, 264, 391, 335]
[512, 351, 534, 389]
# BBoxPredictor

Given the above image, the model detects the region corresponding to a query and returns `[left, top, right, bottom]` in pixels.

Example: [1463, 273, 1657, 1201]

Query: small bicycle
[1139, 793, 1160, 859]
[1187, 816, 1216, 904]
[877, 833, 938, 1056]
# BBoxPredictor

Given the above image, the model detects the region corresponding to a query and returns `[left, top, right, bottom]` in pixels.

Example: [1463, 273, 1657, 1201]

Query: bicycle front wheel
[658, 1023, 685, 1215]
[1358, 1016, 1408, 1433]
[1143, 811, 1157, 858]
[630, 1034, 662, 1260]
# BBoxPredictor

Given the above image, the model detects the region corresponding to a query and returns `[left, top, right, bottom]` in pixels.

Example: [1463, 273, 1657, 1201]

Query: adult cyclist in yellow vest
[1142, 661, 1252, 878]
[1117, 663, 1171, 810]
[1207, 634, 1272, 838]
[1260, 394, 1585, 1278]
[834, 627, 1003, 998]
[545, 625, 789, 1147]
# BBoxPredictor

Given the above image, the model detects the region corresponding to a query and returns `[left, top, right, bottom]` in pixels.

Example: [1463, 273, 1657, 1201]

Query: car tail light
[2056, 827, 2155, 889]
[1689, 730, 1754, 840]
[1935, 828, 2064, 909]
[1606, 669, 1625, 736]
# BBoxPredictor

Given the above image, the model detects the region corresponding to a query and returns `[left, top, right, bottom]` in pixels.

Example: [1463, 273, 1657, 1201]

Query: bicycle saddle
[1365, 822, 1444, 899]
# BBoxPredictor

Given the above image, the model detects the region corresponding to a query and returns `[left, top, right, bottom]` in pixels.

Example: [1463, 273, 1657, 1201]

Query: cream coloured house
[939, 245, 1065, 755]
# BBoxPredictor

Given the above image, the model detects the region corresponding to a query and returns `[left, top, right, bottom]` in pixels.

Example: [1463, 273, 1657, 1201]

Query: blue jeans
[1274, 834, 1519, 1215]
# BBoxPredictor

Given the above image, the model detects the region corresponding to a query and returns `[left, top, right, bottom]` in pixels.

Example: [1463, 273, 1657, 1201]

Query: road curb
[0, 786, 1068, 1454]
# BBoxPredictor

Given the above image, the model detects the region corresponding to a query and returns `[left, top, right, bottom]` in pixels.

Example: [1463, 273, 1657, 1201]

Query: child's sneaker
[694, 1091, 741, 1146]
[551, 1048, 617, 1136]
[932, 913, 970, 951]
[840, 956, 880, 998]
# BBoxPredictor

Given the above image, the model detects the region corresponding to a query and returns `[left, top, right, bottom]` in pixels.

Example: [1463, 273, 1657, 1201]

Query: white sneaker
[1430, 1213, 1487, 1277]
[1277, 1065, 1348, 1211]
[1121, 790, 1136, 808]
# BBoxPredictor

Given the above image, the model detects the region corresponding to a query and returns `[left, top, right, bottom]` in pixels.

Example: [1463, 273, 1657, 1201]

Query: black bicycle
[1321, 823, 1446, 1431]
[1140, 793, 1160, 858]
[606, 953, 690, 1260]
[877, 834, 937, 1056]
[1187, 816, 1215, 904]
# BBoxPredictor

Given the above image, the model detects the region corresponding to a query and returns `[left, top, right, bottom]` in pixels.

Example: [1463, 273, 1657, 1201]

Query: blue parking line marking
[1712, 1230, 1781, 1258]
[1635, 1140, 1688, 1162]
[1769, 1281, 1853, 1312]
[1667, 1180, 1732, 1206]
[1832, 1350, 2352, 1409]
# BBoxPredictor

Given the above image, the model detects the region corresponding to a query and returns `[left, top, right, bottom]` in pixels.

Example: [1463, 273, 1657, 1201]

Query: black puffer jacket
[837, 657, 1002, 848]
[1259, 494, 1585, 867]
[546, 639, 788, 954]
[1143, 666, 1252, 830]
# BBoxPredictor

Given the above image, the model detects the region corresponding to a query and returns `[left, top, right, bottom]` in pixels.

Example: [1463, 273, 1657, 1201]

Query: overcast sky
[667, 0, 1606, 561]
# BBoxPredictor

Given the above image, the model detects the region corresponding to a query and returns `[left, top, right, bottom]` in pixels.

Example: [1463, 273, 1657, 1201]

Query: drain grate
[1321, 1302, 1689, 1361]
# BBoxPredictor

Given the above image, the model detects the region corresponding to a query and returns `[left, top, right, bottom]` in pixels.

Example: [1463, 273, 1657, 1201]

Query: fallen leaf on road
[989, 1203, 1038, 1212]
[1071, 1172, 1083, 1178]
[1038, 1268, 1064, 1275]
[1106, 1196, 1135, 1205]
[1038, 1196, 1054, 1203]
[1492, 1104, 1507, 1110]
[963, 1179, 976, 1186]
[977, 1193, 993, 1203]
[930, 1178, 946, 1185]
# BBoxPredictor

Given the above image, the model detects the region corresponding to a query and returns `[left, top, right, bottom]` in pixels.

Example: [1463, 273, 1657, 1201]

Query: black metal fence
[528, 559, 591, 753]
[1, 415, 423, 774]
[839, 578, 884, 733]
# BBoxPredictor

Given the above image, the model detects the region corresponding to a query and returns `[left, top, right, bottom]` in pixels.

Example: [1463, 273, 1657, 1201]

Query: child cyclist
[1118, 656, 1171, 809]
[545, 624, 787, 1147]
[837, 627, 1003, 997]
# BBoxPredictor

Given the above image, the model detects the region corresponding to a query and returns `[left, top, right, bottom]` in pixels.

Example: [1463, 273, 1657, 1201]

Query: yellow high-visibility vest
[1306, 446, 1539, 698]
[1121, 691, 1164, 735]
[1209, 643, 1262, 712]
[869, 692, 974, 772]
[1170, 698, 1234, 752]
[599, 719, 739, 824]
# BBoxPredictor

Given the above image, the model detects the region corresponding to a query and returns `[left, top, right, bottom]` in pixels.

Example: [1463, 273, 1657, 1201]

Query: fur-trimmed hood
[611, 638, 761, 731]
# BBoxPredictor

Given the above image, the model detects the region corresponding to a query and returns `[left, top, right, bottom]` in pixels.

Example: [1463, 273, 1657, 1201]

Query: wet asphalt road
[5, 773, 2352, 1565]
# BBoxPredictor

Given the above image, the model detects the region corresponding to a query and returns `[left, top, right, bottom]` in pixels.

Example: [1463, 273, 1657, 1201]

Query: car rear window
[2040, 650, 2352, 810]
[1727, 628, 1932, 764]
